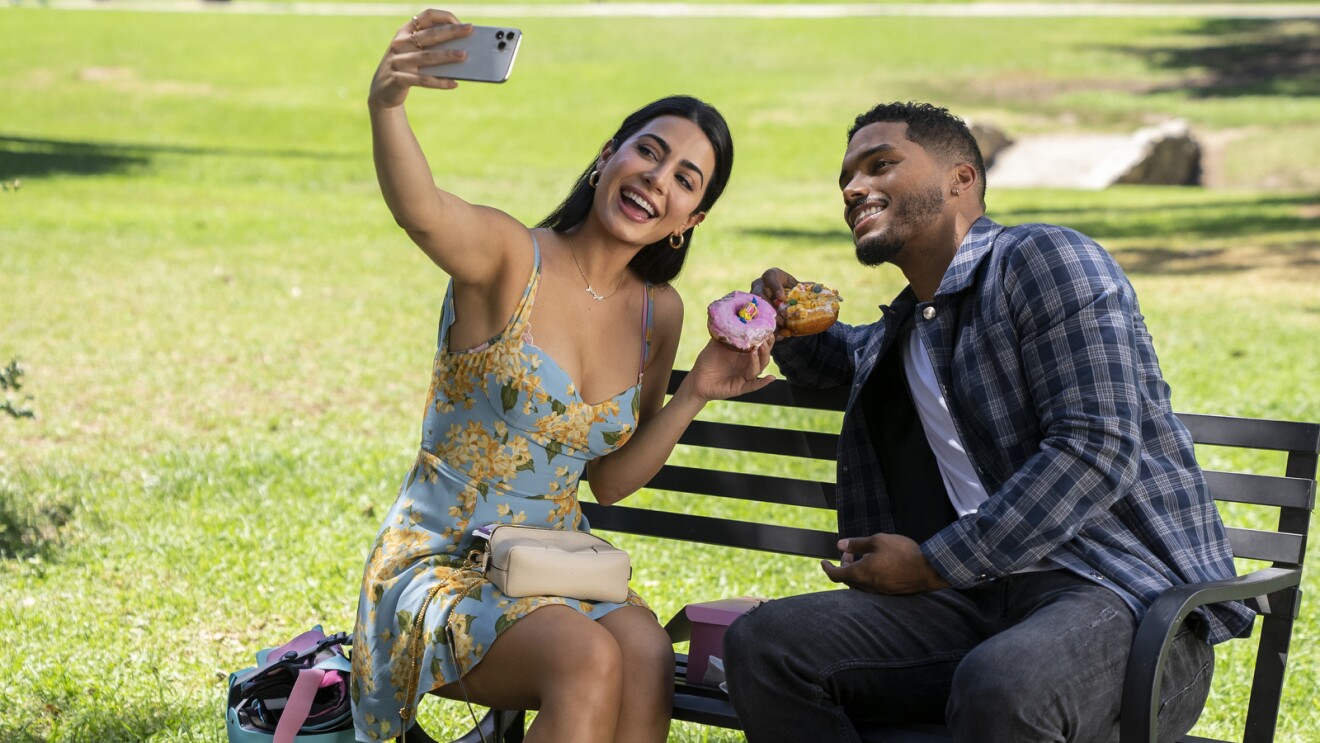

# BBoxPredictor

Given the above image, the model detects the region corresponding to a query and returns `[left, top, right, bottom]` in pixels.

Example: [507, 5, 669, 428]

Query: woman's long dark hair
[537, 95, 734, 285]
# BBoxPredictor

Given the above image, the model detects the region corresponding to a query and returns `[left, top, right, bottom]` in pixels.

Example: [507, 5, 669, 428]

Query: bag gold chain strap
[397, 577, 487, 743]
[398, 582, 443, 727]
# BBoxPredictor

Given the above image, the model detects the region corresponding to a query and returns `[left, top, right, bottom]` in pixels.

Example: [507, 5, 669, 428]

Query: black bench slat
[1224, 526, 1306, 565]
[1202, 470, 1316, 509]
[644, 465, 836, 509]
[679, 419, 839, 460]
[581, 502, 838, 558]
[1180, 413, 1320, 453]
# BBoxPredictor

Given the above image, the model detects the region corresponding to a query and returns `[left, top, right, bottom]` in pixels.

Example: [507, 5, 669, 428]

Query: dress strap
[511, 234, 543, 332]
[639, 283, 654, 376]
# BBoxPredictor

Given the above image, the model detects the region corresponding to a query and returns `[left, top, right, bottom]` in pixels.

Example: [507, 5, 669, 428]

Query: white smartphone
[419, 26, 522, 84]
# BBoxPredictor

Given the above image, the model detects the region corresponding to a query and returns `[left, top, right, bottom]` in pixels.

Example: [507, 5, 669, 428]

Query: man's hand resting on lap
[821, 533, 952, 594]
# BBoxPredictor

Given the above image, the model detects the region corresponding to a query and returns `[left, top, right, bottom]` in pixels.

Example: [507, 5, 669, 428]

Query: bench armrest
[1119, 566, 1302, 743]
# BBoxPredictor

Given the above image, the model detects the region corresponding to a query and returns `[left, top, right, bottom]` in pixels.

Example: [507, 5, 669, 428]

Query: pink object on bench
[681, 597, 765, 687]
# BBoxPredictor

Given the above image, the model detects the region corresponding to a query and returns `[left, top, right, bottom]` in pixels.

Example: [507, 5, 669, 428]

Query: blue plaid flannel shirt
[773, 216, 1254, 644]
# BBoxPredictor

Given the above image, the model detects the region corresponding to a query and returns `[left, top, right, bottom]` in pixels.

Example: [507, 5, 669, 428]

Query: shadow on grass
[994, 194, 1318, 243]
[739, 227, 849, 245]
[0, 136, 149, 180]
[1108, 246, 1319, 277]
[739, 194, 1317, 276]
[0, 483, 74, 560]
[0, 135, 359, 180]
[1127, 19, 1320, 98]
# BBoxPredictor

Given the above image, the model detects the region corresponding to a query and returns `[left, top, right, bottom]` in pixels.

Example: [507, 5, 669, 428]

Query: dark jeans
[723, 571, 1214, 743]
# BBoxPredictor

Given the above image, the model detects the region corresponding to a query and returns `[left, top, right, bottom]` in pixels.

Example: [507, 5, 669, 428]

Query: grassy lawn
[2, 5, 1317, 742]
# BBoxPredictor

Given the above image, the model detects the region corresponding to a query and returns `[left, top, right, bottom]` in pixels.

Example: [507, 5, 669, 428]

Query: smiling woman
[350, 8, 775, 743]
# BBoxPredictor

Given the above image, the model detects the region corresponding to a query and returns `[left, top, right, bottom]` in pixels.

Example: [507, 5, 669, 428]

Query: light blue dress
[351, 237, 653, 741]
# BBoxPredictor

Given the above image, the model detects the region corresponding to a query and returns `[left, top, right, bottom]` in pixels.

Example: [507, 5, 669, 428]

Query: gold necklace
[566, 234, 624, 302]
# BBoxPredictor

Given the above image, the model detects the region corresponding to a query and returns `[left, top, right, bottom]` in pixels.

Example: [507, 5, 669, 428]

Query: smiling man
[722, 102, 1254, 742]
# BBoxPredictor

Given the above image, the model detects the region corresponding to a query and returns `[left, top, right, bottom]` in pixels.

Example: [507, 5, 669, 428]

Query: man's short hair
[848, 102, 987, 204]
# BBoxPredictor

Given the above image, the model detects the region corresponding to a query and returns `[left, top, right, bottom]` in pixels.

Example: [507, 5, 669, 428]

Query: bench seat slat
[1202, 470, 1316, 509]
[1225, 526, 1306, 565]
[581, 502, 838, 558]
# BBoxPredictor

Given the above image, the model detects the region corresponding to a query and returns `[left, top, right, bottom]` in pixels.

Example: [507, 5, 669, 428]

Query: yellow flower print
[450, 626, 485, 676]
[501, 596, 544, 620]
[496, 503, 530, 525]
[544, 489, 582, 526]
[533, 400, 613, 456]
[437, 421, 533, 486]
[364, 528, 433, 603]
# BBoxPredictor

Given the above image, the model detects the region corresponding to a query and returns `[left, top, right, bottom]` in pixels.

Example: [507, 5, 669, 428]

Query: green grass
[2, 5, 1318, 742]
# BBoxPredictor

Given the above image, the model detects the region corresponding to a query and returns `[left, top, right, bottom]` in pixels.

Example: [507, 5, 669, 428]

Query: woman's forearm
[585, 382, 708, 505]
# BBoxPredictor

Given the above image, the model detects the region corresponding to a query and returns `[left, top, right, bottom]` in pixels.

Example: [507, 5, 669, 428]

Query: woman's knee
[600, 608, 674, 683]
[497, 606, 623, 686]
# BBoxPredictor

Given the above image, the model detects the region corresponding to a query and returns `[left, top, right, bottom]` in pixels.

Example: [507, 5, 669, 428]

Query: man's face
[839, 122, 948, 267]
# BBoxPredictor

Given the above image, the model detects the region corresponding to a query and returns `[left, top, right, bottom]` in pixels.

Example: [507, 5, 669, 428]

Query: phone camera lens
[497, 41, 507, 50]
[496, 31, 505, 40]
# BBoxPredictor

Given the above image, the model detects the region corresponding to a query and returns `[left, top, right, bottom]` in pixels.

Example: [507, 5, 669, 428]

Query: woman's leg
[431, 604, 623, 743]
[597, 606, 675, 743]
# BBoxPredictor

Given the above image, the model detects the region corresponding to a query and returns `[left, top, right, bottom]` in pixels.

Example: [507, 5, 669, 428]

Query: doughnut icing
[777, 282, 842, 336]
[707, 291, 777, 351]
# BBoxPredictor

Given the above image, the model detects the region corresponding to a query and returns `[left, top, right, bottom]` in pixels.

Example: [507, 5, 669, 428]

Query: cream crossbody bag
[475, 523, 632, 603]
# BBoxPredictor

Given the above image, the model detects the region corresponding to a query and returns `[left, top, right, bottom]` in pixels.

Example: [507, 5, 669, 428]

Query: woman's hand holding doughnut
[684, 339, 776, 404]
[369, 9, 475, 108]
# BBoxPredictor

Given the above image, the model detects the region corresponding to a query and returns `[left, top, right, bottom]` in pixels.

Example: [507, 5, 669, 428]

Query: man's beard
[854, 184, 945, 267]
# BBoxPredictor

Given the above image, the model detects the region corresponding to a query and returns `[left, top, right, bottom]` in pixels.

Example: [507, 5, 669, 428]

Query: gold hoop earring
[587, 170, 600, 189]
[669, 232, 685, 250]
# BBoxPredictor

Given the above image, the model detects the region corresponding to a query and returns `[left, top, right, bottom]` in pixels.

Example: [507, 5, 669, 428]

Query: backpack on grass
[225, 626, 355, 743]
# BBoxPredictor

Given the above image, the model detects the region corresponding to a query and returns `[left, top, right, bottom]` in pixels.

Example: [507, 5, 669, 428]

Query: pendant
[585, 286, 605, 302]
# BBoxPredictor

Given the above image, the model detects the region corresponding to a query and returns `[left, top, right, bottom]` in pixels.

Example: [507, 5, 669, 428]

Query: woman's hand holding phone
[369, 9, 475, 109]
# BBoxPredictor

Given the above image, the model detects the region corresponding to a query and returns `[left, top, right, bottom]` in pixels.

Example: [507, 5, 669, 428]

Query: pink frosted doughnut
[707, 291, 777, 352]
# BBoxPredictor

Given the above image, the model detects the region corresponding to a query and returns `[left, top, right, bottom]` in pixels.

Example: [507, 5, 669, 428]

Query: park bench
[413, 370, 1318, 743]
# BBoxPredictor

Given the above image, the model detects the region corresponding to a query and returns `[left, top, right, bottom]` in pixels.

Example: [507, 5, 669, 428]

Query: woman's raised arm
[368, 9, 526, 287]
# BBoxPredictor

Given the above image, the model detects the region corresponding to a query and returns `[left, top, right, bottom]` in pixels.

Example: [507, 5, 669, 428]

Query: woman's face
[592, 115, 717, 245]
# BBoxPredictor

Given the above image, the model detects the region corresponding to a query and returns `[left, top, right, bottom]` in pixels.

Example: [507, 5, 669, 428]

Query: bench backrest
[583, 370, 1318, 587]
[583, 372, 848, 559]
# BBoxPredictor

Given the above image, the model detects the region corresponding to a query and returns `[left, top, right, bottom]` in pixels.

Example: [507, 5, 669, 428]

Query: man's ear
[952, 162, 977, 195]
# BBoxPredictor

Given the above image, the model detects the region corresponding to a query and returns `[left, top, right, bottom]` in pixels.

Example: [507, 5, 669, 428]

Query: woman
[351, 10, 774, 743]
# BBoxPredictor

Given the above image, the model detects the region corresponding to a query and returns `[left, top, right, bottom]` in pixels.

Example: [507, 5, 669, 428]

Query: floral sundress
[351, 235, 653, 741]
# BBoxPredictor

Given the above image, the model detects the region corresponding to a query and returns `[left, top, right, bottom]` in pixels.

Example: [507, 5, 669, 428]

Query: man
[722, 102, 1253, 742]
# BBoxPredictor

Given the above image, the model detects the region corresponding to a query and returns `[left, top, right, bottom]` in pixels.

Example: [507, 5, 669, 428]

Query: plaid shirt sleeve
[921, 226, 1148, 585]
[770, 321, 872, 389]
